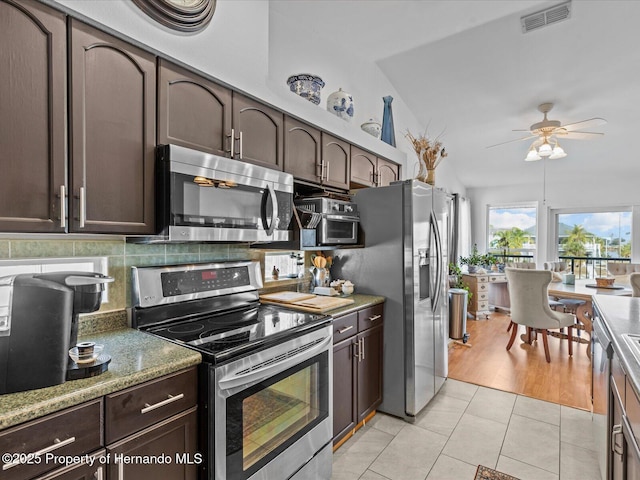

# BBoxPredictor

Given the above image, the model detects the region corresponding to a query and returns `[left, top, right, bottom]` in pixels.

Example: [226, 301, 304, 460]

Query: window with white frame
[263, 251, 304, 281]
[487, 205, 537, 262]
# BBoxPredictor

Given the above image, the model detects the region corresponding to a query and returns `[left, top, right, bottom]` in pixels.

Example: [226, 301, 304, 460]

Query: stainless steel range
[131, 261, 333, 480]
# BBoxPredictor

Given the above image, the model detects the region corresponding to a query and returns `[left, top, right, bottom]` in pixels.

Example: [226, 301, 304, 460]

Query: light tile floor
[331, 379, 601, 480]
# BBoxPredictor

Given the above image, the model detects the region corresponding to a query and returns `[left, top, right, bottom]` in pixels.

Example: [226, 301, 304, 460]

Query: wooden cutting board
[259, 292, 317, 304]
[261, 294, 354, 313]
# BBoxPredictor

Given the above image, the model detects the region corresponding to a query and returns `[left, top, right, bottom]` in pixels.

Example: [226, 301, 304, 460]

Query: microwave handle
[261, 183, 278, 236]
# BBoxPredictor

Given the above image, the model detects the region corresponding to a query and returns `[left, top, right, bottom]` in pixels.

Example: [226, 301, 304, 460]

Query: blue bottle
[380, 95, 396, 147]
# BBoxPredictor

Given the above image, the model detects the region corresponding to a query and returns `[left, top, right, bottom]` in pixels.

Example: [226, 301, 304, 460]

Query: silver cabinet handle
[326, 160, 330, 181]
[353, 339, 361, 361]
[239, 131, 243, 159]
[3, 436, 76, 471]
[368, 314, 382, 323]
[612, 424, 624, 456]
[117, 458, 124, 480]
[226, 128, 235, 158]
[59, 185, 66, 228]
[94, 465, 104, 480]
[337, 325, 353, 334]
[141, 393, 184, 414]
[79, 186, 86, 228]
[360, 337, 365, 361]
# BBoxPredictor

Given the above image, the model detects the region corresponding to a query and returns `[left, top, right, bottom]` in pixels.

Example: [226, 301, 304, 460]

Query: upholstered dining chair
[505, 268, 576, 362]
[631, 272, 640, 297]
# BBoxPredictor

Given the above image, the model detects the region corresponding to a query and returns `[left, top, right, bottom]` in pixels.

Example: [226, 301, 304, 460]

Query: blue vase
[380, 95, 396, 147]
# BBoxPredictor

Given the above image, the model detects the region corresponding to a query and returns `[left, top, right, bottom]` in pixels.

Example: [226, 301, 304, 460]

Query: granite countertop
[327, 293, 385, 317]
[0, 327, 202, 431]
[592, 295, 640, 400]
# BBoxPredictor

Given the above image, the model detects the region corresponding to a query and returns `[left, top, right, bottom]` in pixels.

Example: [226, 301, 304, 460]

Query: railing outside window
[559, 256, 631, 279]
[493, 254, 535, 264]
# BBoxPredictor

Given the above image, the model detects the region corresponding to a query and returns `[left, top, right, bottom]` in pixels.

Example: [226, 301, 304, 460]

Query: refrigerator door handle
[431, 211, 443, 312]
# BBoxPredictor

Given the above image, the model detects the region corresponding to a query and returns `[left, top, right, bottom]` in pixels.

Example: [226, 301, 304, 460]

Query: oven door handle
[261, 183, 278, 236]
[217, 334, 332, 391]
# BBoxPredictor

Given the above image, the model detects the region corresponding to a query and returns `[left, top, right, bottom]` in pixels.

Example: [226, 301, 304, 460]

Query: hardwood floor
[447, 311, 592, 411]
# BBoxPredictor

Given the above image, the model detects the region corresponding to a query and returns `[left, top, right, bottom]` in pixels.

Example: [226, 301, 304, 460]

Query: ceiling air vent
[521, 1, 571, 33]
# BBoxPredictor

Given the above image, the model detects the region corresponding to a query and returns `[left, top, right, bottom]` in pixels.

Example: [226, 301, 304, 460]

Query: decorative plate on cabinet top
[286, 74, 325, 105]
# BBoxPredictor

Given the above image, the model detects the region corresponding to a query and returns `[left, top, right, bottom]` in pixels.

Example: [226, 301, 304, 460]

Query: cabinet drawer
[0, 399, 102, 480]
[489, 275, 506, 282]
[476, 301, 489, 311]
[333, 312, 358, 343]
[477, 283, 488, 292]
[477, 292, 489, 301]
[475, 276, 488, 283]
[358, 304, 384, 332]
[105, 367, 197, 444]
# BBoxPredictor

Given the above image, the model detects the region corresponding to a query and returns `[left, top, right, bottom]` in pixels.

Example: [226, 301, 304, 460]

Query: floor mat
[475, 465, 520, 480]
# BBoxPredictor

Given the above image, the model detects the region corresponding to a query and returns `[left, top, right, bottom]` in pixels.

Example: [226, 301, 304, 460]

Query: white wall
[468, 169, 640, 266]
[52, 0, 466, 196]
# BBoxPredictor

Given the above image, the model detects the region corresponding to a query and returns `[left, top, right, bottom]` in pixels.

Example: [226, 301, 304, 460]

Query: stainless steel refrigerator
[334, 180, 450, 421]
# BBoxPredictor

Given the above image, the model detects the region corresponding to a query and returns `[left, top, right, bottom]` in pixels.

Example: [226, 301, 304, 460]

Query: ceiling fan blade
[554, 131, 605, 139]
[512, 129, 531, 132]
[561, 117, 607, 132]
[486, 135, 537, 148]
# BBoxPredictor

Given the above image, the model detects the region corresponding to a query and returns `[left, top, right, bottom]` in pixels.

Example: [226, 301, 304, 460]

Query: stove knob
[345, 205, 353, 212]
[332, 203, 339, 211]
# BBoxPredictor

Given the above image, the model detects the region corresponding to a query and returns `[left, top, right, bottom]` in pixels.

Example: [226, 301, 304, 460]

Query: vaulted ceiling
[272, 1, 640, 190]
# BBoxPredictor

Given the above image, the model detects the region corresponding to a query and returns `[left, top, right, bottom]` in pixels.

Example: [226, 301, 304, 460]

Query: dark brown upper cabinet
[350, 146, 400, 188]
[284, 119, 350, 191]
[0, 0, 67, 232]
[158, 59, 232, 156]
[232, 93, 283, 170]
[322, 133, 350, 190]
[70, 19, 156, 234]
[377, 158, 400, 187]
[350, 146, 377, 187]
[284, 116, 321, 183]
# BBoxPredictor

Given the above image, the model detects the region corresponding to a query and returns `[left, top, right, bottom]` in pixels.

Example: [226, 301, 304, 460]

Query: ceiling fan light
[525, 148, 542, 162]
[538, 142, 553, 157]
[549, 144, 567, 159]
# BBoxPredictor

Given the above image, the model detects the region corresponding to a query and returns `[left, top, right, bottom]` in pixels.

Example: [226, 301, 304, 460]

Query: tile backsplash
[0, 238, 257, 312]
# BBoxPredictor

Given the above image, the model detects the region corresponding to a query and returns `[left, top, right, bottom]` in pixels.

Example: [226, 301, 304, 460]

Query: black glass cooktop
[146, 303, 329, 363]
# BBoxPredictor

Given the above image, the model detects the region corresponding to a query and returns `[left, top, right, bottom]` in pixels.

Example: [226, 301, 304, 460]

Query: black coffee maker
[0, 272, 113, 395]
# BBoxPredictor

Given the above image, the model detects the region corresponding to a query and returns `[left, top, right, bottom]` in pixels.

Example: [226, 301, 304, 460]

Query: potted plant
[483, 253, 499, 271]
[459, 244, 484, 274]
[448, 262, 473, 301]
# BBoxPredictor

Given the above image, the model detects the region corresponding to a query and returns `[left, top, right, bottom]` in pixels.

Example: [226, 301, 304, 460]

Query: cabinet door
[357, 325, 383, 423]
[107, 407, 198, 480]
[333, 337, 357, 445]
[35, 452, 105, 480]
[322, 134, 350, 190]
[69, 19, 155, 234]
[232, 93, 283, 170]
[0, 0, 66, 232]
[350, 146, 376, 187]
[284, 116, 321, 183]
[377, 158, 400, 187]
[158, 59, 232, 156]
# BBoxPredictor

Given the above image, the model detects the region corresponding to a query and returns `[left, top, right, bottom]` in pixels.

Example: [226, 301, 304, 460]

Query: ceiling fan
[487, 103, 607, 160]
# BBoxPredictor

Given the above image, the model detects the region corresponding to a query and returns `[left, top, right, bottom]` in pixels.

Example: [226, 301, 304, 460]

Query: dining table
[548, 279, 632, 358]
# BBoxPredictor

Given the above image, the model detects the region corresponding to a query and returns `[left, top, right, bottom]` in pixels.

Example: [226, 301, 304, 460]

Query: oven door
[213, 325, 332, 480]
[318, 215, 358, 245]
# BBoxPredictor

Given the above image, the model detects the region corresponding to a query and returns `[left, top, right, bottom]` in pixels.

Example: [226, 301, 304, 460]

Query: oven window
[323, 219, 356, 240]
[225, 352, 329, 479]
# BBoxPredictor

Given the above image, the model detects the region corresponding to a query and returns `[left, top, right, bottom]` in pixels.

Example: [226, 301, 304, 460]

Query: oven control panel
[161, 266, 250, 296]
[131, 261, 262, 308]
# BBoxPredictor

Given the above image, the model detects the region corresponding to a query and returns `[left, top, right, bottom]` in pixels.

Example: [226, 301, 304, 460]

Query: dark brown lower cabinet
[333, 304, 384, 447]
[107, 407, 198, 480]
[34, 451, 106, 480]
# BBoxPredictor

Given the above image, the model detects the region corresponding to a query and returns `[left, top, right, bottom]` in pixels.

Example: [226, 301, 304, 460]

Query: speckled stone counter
[0, 325, 201, 431]
[326, 293, 385, 317]
[593, 295, 640, 399]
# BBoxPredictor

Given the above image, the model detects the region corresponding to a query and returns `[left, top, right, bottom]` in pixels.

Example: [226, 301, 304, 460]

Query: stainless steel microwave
[155, 144, 293, 242]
